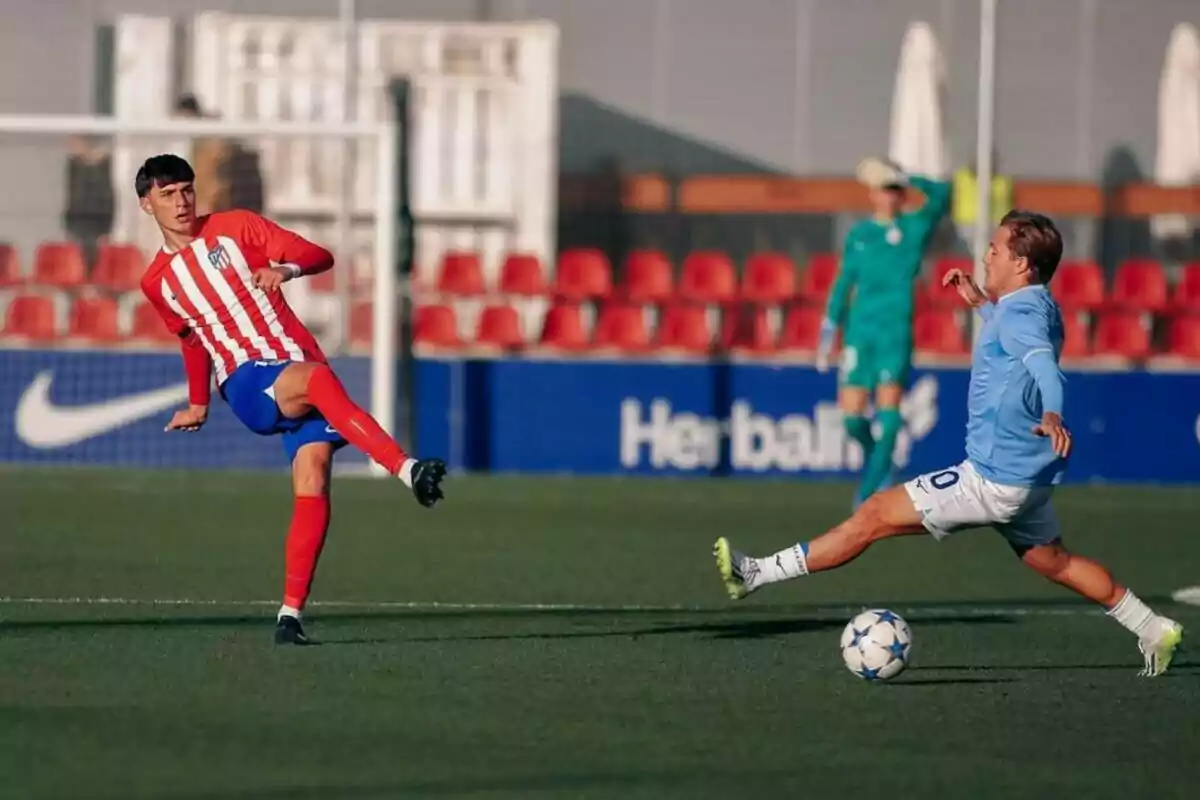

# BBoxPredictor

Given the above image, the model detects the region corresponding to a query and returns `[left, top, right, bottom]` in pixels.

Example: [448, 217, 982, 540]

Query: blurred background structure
[1, 0, 1199, 479]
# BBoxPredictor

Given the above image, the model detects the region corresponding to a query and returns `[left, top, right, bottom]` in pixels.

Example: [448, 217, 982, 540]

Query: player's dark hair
[1000, 210, 1063, 284]
[135, 154, 195, 198]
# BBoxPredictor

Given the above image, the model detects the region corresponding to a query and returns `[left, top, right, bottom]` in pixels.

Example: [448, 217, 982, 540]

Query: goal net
[0, 117, 400, 473]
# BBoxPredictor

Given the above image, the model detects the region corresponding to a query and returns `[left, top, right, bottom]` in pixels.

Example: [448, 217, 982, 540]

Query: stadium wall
[2, 0, 1199, 258]
[5, 350, 1200, 485]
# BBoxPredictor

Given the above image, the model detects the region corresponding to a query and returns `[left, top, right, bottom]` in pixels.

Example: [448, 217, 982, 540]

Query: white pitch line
[0, 597, 695, 613]
[1172, 586, 1200, 606]
[0, 596, 1163, 617]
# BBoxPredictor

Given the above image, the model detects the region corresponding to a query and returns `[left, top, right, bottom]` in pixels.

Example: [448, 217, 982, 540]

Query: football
[840, 609, 913, 680]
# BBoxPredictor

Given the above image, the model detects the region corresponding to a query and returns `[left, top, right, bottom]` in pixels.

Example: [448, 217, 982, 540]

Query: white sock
[756, 543, 810, 586]
[278, 604, 302, 621]
[397, 458, 417, 488]
[1106, 591, 1157, 637]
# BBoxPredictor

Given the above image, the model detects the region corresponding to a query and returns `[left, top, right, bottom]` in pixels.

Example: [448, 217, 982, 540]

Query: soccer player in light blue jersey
[714, 211, 1183, 677]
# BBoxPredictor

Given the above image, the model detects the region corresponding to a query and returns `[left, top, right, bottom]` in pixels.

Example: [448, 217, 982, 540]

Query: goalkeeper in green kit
[817, 157, 951, 509]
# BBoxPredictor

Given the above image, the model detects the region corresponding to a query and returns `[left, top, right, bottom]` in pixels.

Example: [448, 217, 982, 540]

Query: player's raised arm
[906, 174, 952, 239]
[236, 210, 334, 293]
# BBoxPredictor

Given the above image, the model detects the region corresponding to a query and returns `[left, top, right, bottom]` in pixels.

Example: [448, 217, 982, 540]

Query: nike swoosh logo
[15, 370, 189, 449]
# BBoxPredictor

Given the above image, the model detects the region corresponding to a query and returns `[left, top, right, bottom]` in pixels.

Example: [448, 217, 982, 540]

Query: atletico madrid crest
[208, 244, 233, 271]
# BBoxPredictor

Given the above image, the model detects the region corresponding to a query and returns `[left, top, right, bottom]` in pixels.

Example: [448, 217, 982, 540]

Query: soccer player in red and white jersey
[136, 154, 446, 645]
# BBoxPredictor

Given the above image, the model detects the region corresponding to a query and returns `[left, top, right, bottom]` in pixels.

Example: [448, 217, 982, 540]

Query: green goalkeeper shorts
[839, 338, 913, 390]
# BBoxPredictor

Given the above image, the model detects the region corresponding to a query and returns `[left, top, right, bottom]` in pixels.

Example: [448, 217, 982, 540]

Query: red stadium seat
[129, 301, 177, 343]
[621, 250, 674, 303]
[914, 310, 967, 356]
[925, 256, 973, 309]
[1061, 312, 1091, 360]
[1165, 314, 1200, 360]
[0, 243, 22, 286]
[3, 294, 58, 341]
[91, 243, 145, 292]
[778, 305, 824, 353]
[1050, 260, 1105, 312]
[67, 296, 120, 342]
[593, 303, 651, 353]
[741, 253, 796, 304]
[720, 305, 776, 354]
[497, 253, 545, 296]
[309, 268, 336, 294]
[555, 248, 612, 301]
[436, 251, 486, 297]
[538, 303, 590, 351]
[799, 253, 839, 302]
[1110, 259, 1168, 312]
[1172, 263, 1200, 311]
[414, 304, 463, 349]
[32, 242, 87, 288]
[474, 304, 525, 350]
[657, 304, 712, 354]
[678, 250, 737, 304]
[349, 301, 374, 346]
[1093, 311, 1150, 360]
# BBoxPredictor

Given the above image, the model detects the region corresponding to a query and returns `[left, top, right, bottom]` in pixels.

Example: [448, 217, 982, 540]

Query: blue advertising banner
[418, 357, 1200, 485]
[3, 349, 1199, 484]
[0, 349, 369, 470]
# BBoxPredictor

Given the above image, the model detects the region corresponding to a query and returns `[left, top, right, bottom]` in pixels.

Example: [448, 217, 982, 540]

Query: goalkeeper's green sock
[844, 413, 875, 462]
[860, 407, 903, 498]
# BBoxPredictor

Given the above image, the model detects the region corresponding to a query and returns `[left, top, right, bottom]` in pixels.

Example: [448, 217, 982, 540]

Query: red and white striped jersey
[141, 210, 331, 384]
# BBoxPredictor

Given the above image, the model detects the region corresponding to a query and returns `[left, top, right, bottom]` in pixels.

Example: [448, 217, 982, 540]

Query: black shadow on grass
[390, 617, 848, 643]
[385, 613, 1014, 645]
[0, 607, 727, 633]
[886, 675, 1016, 686]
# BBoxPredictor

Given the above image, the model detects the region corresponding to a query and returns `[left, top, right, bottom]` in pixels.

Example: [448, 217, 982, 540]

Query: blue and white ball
[840, 609, 913, 681]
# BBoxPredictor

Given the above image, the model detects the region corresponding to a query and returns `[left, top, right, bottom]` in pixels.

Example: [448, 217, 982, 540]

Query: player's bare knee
[852, 485, 927, 543]
[293, 443, 333, 496]
[838, 386, 869, 416]
[875, 383, 903, 409]
[274, 362, 321, 419]
[850, 492, 893, 543]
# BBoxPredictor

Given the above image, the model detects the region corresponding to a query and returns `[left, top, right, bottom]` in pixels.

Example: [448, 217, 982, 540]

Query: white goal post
[0, 113, 402, 472]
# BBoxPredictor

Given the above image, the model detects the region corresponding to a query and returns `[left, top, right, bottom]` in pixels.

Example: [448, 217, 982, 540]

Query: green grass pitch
[2, 468, 1198, 799]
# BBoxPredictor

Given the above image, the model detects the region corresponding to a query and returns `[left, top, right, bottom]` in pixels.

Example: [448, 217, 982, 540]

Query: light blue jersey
[965, 284, 1067, 487]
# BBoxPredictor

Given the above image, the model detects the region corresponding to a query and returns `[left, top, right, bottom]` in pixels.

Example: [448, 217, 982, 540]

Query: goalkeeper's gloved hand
[856, 157, 909, 189]
[410, 458, 447, 508]
[815, 318, 837, 374]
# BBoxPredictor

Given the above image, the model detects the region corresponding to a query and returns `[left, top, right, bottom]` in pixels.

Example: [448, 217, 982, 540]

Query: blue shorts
[220, 359, 348, 462]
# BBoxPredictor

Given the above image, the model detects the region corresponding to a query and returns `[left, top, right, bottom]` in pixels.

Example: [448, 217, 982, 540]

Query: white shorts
[903, 460, 1060, 549]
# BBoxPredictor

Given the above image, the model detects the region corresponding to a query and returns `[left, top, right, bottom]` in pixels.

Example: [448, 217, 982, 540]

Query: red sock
[283, 495, 332, 611]
[306, 363, 408, 474]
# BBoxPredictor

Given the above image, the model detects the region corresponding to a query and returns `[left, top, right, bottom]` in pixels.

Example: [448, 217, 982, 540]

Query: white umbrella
[1153, 23, 1200, 240]
[888, 21, 948, 179]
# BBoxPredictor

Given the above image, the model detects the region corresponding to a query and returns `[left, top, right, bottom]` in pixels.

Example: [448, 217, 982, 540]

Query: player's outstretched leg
[714, 485, 927, 600]
[275, 442, 335, 645]
[274, 362, 446, 507]
[1020, 543, 1184, 676]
